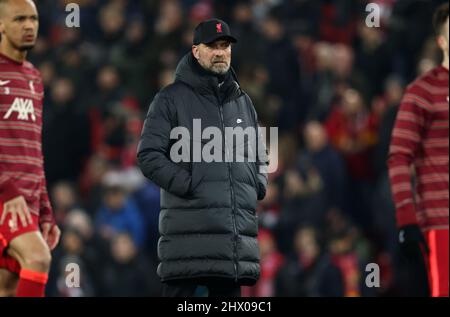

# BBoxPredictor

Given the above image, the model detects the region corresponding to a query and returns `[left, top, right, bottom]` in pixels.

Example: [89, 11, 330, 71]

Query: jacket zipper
[216, 90, 239, 283]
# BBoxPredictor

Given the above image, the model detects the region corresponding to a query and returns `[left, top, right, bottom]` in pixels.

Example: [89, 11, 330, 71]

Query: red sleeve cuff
[0, 179, 22, 203]
[39, 213, 56, 227]
[396, 206, 419, 228]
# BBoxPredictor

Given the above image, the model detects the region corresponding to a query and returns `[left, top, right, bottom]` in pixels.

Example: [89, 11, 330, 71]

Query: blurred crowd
[31, 0, 446, 297]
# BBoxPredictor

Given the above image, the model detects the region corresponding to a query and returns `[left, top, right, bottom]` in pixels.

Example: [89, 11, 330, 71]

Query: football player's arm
[39, 175, 60, 250]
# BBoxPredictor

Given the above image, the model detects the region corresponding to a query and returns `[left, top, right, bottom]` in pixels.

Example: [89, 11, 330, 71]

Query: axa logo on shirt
[3, 97, 36, 122]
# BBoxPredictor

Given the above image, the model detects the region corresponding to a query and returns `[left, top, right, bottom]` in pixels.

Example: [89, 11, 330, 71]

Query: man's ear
[192, 45, 200, 60]
[437, 34, 447, 51]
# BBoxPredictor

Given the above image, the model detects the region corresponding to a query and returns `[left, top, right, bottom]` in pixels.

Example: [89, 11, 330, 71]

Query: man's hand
[398, 224, 429, 261]
[0, 196, 33, 230]
[41, 223, 61, 250]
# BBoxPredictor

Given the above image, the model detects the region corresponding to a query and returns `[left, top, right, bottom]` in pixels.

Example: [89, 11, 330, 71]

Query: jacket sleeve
[137, 92, 192, 197]
[256, 120, 269, 200]
[247, 95, 268, 201]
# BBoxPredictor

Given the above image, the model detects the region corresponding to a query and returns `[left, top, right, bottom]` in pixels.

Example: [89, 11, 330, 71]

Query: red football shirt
[0, 53, 53, 225]
[388, 65, 449, 231]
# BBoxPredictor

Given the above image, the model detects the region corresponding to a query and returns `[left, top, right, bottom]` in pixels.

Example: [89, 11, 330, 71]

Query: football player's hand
[0, 196, 33, 230]
[398, 224, 429, 261]
[41, 223, 61, 250]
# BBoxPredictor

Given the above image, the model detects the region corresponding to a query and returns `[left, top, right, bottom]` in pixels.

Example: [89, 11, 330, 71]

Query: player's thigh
[0, 268, 18, 297]
[0, 209, 43, 261]
[7, 231, 51, 270]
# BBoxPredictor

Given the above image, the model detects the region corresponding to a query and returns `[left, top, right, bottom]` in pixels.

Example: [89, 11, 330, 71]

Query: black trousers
[162, 279, 241, 297]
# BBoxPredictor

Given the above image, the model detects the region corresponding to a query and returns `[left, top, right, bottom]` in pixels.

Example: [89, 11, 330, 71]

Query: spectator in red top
[325, 87, 378, 181]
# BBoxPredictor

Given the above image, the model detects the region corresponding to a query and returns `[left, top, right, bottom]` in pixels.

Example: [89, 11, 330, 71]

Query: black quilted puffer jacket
[137, 52, 268, 286]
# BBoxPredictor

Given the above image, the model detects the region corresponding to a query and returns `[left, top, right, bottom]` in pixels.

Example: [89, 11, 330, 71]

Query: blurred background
[31, 0, 447, 297]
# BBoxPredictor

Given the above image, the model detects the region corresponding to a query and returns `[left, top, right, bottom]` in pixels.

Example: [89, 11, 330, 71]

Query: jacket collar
[175, 53, 242, 103]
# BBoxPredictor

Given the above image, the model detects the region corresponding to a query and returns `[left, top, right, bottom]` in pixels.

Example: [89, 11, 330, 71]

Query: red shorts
[0, 203, 39, 257]
[425, 229, 449, 297]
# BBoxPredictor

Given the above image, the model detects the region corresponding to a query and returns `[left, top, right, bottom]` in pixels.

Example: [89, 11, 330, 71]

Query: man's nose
[24, 19, 35, 30]
[214, 49, 225, 57]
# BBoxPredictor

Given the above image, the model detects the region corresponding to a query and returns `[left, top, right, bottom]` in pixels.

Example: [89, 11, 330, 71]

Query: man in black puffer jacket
[137, 19, 268, 297]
